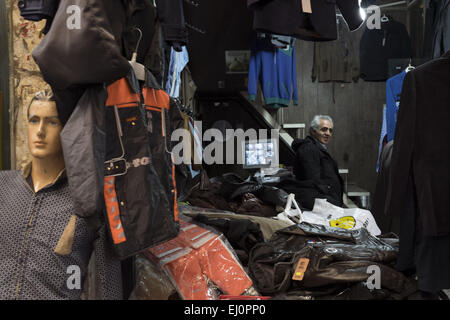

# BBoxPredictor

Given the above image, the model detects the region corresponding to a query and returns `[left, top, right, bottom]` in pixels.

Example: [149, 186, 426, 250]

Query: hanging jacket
[31, 0, 188, 125]
[60, 85, 107, 217]
[155, 0, 189, 46]
[385, 51, 450, 237]
[249, 0, 364, 42]
[248, 38, 298, 108]
[102, 70, 179, 259]
[432, 0, 450, 58]
[360, 17, 412, 81]
[31, 0, 130, 124]
[311, 16, 363, 83]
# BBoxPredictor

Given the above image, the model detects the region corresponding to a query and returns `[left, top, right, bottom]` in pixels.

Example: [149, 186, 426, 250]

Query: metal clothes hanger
[129, 27, 146, 81]
[405, 58, 415, 72]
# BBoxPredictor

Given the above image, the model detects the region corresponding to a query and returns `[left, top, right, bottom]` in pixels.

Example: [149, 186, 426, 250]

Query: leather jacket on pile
[213, 172, 289, 208]
[248, 222, 409, 298]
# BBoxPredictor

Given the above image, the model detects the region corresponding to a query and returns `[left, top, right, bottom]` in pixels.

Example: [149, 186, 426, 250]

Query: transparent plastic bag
[129, 255, 178, 300]
[143, 215, 257, 300]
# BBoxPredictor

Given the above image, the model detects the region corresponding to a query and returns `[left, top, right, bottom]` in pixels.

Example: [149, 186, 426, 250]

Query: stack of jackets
[248, 222, 421, 299]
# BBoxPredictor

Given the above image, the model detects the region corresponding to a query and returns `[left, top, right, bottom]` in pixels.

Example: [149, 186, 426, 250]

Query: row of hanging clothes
[18, 0, 200, 261]
[372, 50, 450, 298]
[371, 59, 415, 236]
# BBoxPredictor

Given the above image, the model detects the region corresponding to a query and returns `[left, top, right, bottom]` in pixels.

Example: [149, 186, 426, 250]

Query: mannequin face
[311, 119, 333, 145]
[27, 100, 63, 160]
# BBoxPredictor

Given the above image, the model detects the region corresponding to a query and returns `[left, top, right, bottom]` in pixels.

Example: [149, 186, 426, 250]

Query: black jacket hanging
[360, 17, 412, 81]
[248, 0, 364, 42]
[103, 71, 179, 260]
[385, 51, 450, 237]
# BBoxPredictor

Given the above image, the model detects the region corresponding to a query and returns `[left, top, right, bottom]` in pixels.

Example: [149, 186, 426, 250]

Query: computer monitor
[242, 138, 279, 171]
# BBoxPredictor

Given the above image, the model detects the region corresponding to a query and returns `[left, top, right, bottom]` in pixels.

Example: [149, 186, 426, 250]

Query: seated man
[290, 115, 344, 210]
[0, 90, 122, 300]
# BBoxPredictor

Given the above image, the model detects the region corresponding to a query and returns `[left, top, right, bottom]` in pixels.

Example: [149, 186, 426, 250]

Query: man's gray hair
[310, 115, 333, 131]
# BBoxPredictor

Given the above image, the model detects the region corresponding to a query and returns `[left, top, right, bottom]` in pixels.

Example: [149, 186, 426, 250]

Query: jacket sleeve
[336, 0, 364, 31]
[385, 77, 396, 142]
[311, 42, 318, 82]
[155, 0, 189, 45]
[248, 40, 261, 101]
[292, 45, 298, 105]
[385, 71, 416, 218]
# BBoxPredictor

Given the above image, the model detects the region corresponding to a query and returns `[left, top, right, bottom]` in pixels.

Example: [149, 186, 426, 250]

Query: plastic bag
[276, 193, 303, 225]
[129, 255, 178, 300]
[276, 195, 381, 236]
[143, 215, 256, 300]
[301, 198, 381, 236]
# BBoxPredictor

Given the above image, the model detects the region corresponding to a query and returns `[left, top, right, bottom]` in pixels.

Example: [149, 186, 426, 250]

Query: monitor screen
[242, 139, 279, 169]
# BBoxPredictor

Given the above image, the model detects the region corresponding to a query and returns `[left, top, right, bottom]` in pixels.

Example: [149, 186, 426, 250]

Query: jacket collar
[308, 135, 328, 151]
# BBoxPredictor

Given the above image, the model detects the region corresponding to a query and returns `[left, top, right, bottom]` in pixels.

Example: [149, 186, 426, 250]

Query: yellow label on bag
[292, 258, 310, 281]
[329, 216, 356, 230]
[301, 0, 312, 13]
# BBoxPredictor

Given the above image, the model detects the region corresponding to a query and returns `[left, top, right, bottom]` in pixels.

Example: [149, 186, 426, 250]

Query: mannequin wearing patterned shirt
[0, 90, 123, 300]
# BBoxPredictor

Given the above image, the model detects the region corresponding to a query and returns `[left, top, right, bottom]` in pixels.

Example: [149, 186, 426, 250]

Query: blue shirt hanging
[166, 46, 189, 98]
[386, 70, 406, 142]
[376, 105, 387, 172]
[248, 38, 298, 108]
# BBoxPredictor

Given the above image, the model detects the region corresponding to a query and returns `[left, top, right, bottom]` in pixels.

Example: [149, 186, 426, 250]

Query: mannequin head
[310, 115, 334, 145]
[27, 90, 63, 161]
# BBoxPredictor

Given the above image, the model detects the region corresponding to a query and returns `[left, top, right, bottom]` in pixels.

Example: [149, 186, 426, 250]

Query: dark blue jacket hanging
[360, 17, 412, 81]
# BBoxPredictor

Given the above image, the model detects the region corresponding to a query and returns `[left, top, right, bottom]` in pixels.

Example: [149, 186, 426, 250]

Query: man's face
[311, 119, 333, 145]
[27, 100, 63, 160]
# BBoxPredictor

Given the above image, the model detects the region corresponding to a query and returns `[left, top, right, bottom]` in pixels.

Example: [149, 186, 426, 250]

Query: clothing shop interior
[0, 0, 449, 301]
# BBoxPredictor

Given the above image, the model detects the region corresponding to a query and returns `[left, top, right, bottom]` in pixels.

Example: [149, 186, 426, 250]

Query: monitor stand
[260, 167, 279, 177]
[255, 167, 281, 184]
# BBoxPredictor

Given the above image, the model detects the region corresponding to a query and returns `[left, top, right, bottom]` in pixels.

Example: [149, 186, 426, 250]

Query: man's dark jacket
[385, 51, 450, 237]
[282, 136, 343, 210]
[248, 0, 363, 42]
